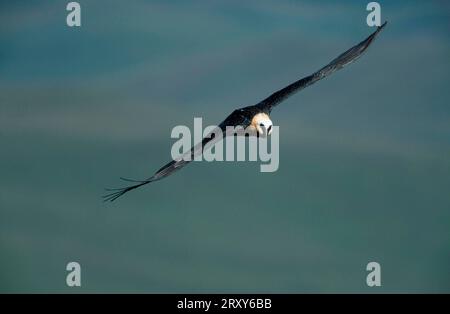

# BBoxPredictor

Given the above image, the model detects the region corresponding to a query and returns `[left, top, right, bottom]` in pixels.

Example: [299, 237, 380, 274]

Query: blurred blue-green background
[1, 0, 449, 293]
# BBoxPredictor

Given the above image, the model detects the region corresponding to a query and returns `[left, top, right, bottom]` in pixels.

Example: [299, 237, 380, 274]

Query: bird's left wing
[103, 111, 251, 202]
[257, 22, 387, 113]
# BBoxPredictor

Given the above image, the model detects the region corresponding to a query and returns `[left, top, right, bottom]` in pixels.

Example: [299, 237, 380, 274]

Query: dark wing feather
[257, 22, 387, 113]
[103, 111, 251, 202]
[104, 24, 387, 201]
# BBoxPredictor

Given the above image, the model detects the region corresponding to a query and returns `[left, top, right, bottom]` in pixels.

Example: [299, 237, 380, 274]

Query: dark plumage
[103, 22, 387, 202]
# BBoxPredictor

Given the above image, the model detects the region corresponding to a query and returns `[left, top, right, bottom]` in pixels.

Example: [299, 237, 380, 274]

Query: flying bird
[104, 22, 387, 202]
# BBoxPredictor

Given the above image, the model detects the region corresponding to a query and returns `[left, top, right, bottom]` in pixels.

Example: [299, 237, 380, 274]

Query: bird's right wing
[102, 133, 219, 202]
[257, 22, 387, 113]
[103, 111, 251, 202]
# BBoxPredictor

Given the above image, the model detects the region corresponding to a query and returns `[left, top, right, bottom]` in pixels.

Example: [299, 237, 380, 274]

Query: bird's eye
[259, 123, 264, 127]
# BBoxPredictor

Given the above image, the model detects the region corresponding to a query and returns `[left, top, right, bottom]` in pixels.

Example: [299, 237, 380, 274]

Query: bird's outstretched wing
[103, 111, 251, 202]
[257, 22, 387, 113]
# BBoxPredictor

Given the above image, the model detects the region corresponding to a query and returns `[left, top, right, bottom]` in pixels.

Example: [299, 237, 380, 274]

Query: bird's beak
[256, 125, 264, 136]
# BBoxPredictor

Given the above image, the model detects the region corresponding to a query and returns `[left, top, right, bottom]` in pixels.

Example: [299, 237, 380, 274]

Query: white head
[252, 113, 273, 137]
